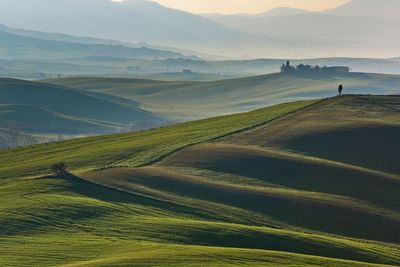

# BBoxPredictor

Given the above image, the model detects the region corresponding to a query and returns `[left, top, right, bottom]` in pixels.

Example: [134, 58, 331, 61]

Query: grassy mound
[224, 95, 400, 174]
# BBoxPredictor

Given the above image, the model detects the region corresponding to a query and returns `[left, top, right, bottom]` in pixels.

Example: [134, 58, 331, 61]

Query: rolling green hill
[223, 95, 400, 174]
[45, 72, 400, 121]
[1, 95, 400, 266]
[0, 78, 164, 146]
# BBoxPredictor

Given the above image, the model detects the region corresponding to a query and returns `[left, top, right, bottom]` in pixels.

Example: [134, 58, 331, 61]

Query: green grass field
[1, 95, 400, 266]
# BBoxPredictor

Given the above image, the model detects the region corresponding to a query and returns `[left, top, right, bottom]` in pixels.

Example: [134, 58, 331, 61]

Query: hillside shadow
[285, 125, 400, 175]
[53, 172, 218, 221]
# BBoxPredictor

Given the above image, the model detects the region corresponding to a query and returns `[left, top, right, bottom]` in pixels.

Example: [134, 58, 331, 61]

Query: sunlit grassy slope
[0, 100, 312, 179]
[1, 96, 400, 266]
[45, 72, 400, 121]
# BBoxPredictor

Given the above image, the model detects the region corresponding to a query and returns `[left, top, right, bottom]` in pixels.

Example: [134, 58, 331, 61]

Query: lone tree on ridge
[338, 84, 343, 95]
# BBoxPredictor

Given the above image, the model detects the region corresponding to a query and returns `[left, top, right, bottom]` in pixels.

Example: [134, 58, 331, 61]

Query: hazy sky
[130, 0, 351, 14]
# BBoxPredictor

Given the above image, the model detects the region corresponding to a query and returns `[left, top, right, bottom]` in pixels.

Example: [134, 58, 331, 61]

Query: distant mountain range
[206, 0, 400, 57]
[0, 0, 399, 58]
[209, 13, 400, 45]
[256, 0, 400, 19]
[0, 0, 252, 56]
[1, 24, 400, 80]
[260, 7, 309, 17]
[326, 0, 400, 19]
[0, 0, 397, 58]
[0, 25, 190, 60]
[1, 26, 400, 79]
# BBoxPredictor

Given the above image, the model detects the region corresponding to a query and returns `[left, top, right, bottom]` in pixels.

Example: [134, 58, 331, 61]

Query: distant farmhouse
[326, 66, 350, 73]
[281, 61, 350, 74]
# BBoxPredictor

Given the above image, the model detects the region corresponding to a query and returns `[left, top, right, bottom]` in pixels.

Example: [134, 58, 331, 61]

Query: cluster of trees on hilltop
[281, 61, 330, 73]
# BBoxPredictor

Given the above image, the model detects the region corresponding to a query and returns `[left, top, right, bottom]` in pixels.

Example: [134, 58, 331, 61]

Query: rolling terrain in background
[2, 70, 399, 148]
[46, 72, 400, 120]
[1, 95, 400, 266]
[0, 78, 165, 147]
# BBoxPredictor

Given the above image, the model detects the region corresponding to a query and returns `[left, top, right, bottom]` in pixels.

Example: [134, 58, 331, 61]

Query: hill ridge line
[121, 99, 324, 168]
